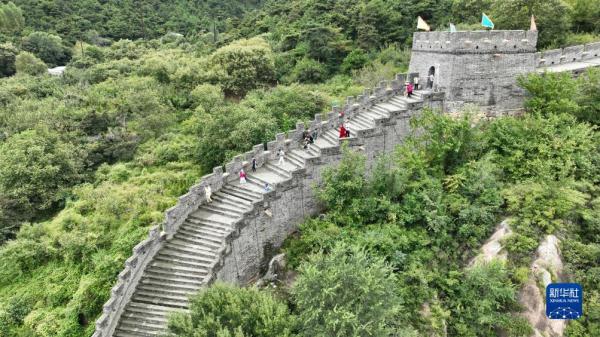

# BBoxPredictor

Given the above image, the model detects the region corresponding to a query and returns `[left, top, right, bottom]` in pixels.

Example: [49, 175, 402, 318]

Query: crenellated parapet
[536, 42, 600, 67]
[412, 30, 538, 54]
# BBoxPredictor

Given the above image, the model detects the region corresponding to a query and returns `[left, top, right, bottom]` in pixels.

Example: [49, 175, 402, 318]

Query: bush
[0, 42, 17, 77]
[243, 84, 327, 129]
[0, 129, 84, 226]
[289, 57, 327, 83]
[341, 48, 369, 74]
[15, 51, 46, 75]
[211, 37, 275, 97]
[167, 283, 296, 337]
[293, 243, 401, 337]
[21, 31, 71, 67]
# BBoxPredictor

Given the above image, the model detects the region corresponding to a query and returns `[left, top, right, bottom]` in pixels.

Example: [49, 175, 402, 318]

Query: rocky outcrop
[469, 219, 512, 266]
[519, 235, 565, 337]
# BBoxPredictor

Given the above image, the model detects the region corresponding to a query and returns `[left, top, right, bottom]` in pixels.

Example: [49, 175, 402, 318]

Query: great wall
[92, 30, 600, 337]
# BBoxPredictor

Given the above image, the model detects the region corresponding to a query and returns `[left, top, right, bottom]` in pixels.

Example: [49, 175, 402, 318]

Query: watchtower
[408, 30, 538, 113]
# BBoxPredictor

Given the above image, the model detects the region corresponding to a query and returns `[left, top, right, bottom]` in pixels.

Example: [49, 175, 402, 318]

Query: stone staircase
[112, 91, 425, 337]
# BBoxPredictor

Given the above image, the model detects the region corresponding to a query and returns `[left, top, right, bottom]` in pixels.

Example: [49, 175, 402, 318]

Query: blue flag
[481, 13, 494, 29]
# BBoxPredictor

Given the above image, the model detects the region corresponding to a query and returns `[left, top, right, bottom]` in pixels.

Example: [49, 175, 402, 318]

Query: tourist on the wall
[414, 76, 419, 90]
[339, 124, 347, 138]
[277, 149, 285, 166]
[252, 156, 257, 172]
[406, 82, 414, 98]
[345, 128, 350, 138]
[428, 73, 435, 89]
[239, 169, 247, 184]
[204, 185, 212, 203]
[311, 129, 317, 141]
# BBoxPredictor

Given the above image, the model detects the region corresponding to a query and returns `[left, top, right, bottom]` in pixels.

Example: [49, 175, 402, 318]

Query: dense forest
[0, 0, 599, 336]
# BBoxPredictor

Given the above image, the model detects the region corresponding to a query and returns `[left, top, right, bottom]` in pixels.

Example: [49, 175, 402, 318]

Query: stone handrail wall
[92, 71, 423, 337]
[535, 42, 600, 67]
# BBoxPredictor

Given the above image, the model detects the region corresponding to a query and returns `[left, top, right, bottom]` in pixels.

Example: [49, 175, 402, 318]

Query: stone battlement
[535, 42, 600, 67]
[412, 30, 538, 53]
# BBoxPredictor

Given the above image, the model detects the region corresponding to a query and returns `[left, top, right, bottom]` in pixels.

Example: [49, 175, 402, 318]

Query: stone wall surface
[409, 30, 538, 113]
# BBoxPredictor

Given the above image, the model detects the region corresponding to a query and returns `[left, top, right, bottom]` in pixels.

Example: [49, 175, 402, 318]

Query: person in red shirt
[339, 124, 347, 138]
[406, 82, 414, 98]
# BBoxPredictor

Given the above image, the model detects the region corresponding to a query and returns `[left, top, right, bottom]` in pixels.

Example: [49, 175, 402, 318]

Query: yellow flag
[530, 15, 537, 31]
[417, 16, 430, 31]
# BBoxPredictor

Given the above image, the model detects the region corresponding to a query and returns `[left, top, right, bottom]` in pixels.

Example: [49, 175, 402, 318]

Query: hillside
[0, 0, 600, 336]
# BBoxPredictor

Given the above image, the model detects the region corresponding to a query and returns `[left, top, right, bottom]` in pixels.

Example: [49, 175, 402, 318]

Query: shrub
[167, 283, 296, 337]
[21, 31, 71, 67]
[292, 243, 401, 337]
[211, 37, 275, 97]
[15, 51, 46, 75]
[341, 48, 369, 74]
[0, 42, 17, 77]
[0, 129, 84, 225]
[289, 57, 327, 83]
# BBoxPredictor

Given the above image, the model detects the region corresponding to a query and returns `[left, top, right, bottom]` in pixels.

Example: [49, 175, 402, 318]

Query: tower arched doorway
[427, 66, 435, 89]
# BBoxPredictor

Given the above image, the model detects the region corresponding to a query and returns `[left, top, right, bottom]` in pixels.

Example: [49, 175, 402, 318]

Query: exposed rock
[256, 253, 286, 287]
[519, 235, 565, 337]
[469, 219, 512, 266]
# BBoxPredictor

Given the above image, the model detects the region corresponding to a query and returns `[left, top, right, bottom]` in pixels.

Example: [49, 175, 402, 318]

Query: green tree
[0, 2, 24, 35]
[243, 84, 327, 129]
[448, 261, 532, 336]
[317, 148, 367, 212]
[292, 243, 401, 337]
[341, 48, 369, 74]
[0, 129, 84, 231]
[14, 51, 47, 75]
[575, 68, 600, 126]
[167, 283, 296, 337]
[289, 57, 328, 83]
[491, 0, 572, 48]
[0, 42, 17, 77]
[211, 37, 275, 97]
[21, 31, 72, 67]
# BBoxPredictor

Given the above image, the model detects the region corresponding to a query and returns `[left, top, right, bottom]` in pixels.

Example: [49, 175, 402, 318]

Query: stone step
[264, 163, 292, 178]
[128, 300, 185, 314]
[148, 260, 209, 276]
[212, 192, 253, 208]
[132, 293, 188, 309]
[139, 276, 201, 292]
[183, 218, 231, 234]
[321, 131, 339, 144]
[141, 272, 204, 288]
[170, 235, 222, 250]
[285, 151, 306, 167]
[370, 105, 391, 116]
[189, 210, 238, 225]
[197, 205, 242, 219]
[363, 111, 385, 121]
[354, 113, 375, 126]
[137, 283, 196, 298]
[219, 186, 260, 203]
[230, 180, 266, 196]
[154, 251, 213, 269]
[121, 311, 167, 327]
[135, 289, 191, 304]
[115, 325, 163, 337]
[179, 222, 229, 239]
